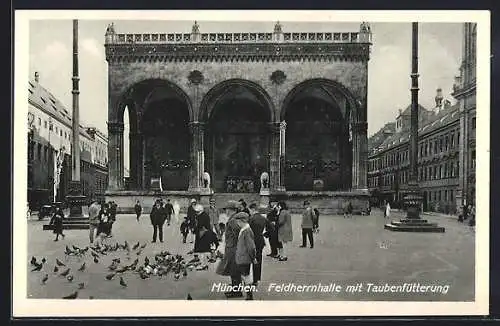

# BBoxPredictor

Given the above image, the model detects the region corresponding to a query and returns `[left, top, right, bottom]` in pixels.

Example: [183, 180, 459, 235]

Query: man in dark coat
[134, 200, 142, 222]
[187, 199, 198, 238]
[107, 201, 118, 237]
[265, 202, 280, 258]
[164, 199, 175, 226]
[49, 204, 65, 241]
[216, 200, 250, 298]
[150, 200, 167, 243]
[248, 203, 270, 286]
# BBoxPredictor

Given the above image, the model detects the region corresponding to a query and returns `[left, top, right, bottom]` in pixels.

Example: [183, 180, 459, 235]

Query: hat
[224, 200, 240, 210]
[190, 199, 197, 204]
[194, 204, 204, 213]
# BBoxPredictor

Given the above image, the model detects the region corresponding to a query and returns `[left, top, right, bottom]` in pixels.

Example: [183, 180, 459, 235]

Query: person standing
[385, 201, 391, 220]
[248, 203, 269, 286]
[88, 200, 101, 244]
[235, 211, 257, 300]
[216, 200, 250, 298]
[239, 199, 250, 215]
[300, 200, 314, 249]
[164, 199, 174, 226]
[134, 200, 142, 222]
[49, 204, 65, 242]
[277, 201, 293, 261]
[207, 198, 221, 240]
[193, 204, 212, 254]
[96, 203, 110, 246]
[107, 201, 117, 237]
[150, 200, 166, 243]
[187, 199, 198, 241]
[265, 203, 280, 258]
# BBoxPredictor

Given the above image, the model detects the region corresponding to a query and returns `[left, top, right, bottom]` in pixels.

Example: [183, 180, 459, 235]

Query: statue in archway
[260, 172, 269, 190]
[203, 171, 211, 189]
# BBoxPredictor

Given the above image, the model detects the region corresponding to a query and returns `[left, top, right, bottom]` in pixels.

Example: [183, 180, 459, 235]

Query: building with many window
[27, 72, 108, 209]
[368, 22, 476, 214]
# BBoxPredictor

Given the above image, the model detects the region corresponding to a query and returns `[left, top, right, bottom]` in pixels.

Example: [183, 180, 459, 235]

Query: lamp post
[384, 22, 445, 233]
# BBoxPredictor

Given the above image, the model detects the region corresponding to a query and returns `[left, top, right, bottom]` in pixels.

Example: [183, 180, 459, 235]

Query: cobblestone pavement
[26, 209, 475, 301]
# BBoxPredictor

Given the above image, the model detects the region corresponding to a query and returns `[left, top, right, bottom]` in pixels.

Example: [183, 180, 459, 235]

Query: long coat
[277, 209, 293, 243]
[249, 213, 269, 250]
[194, 211, 212, 253]
[216, 212, 249, 276]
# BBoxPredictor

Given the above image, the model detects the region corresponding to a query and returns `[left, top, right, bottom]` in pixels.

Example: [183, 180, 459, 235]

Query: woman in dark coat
[193, 204, 216, 254]
[49, 205, 65, 241]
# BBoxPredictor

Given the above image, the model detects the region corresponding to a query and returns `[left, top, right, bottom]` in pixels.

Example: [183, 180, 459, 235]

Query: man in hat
[300, 200, 315, 249]
[187, 199, 198, 239]
[216, 200, 250, 298]
[265, 202, 280, 258]
[193, 203, 211, 251]
[207, 198, 221, 240]
[248, 202, 270, 286]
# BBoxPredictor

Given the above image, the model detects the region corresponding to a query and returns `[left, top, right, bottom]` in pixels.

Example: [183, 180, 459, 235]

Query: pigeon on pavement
[62, 291, 78, 299]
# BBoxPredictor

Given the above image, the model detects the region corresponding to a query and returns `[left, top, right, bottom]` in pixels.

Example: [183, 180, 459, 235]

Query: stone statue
[203, 171, 211, 189]
[192, 21, 200, 34]
[274, 21, 283, 33]
[105, 22, 115, 35]
[260, 172, 269, 190]
[360, 22, 371, 33]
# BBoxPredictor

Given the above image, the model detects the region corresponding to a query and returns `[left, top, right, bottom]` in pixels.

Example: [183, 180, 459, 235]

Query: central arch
[200, 79, 275, 192]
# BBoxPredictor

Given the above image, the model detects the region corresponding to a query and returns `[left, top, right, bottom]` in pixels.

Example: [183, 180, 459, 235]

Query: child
[313, 208, 320, 233]
[180, 216, 190, 244]
[49, 205, 65, 241]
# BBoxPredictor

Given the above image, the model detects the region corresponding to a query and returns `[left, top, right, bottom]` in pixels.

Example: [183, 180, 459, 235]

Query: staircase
[212, 193, 261, 206]
[43, 216, 90, 230]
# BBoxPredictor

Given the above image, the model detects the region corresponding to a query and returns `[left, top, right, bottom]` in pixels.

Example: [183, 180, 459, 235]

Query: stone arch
[280, 78, 361, 123]
[199, 78, 275, 122]
[115, 78, 194, 126]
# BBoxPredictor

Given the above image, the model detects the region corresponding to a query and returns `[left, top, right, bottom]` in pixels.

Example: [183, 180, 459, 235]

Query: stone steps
[384, 219, 445, 233]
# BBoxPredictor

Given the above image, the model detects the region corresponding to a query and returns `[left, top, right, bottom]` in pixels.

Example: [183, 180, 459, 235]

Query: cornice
[105, 42, 371, 63]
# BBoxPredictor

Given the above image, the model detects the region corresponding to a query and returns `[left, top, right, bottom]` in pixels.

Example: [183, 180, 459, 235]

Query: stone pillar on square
[107, 121, 124, 190]
[354, 121, 368, 190]
[269, 122, 286, 193]
[188, 121, 205, 192]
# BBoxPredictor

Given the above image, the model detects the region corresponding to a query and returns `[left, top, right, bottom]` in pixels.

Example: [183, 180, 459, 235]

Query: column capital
[188, 121, 205, 133]
[107, 121, 124, 134]
[268, 121, 284, 134]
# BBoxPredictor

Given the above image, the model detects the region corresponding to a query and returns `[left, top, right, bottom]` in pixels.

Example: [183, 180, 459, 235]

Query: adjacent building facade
[368, 22, 476, 214]
[27, 72, 109, 209]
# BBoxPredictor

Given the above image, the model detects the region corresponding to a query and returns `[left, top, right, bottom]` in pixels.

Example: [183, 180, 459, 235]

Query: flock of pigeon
[30, 241, 223, 300]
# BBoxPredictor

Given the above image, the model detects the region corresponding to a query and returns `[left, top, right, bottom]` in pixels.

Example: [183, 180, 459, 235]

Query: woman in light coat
[277, 201, 293, 261]
[385, 202, 391, 219]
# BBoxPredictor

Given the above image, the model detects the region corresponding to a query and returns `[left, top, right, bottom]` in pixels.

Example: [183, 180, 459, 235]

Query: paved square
[26, 209, 475, 301]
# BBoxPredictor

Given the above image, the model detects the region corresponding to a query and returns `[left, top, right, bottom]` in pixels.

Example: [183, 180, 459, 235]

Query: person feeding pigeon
[49, 203, 65, 241]
[193, 204, 219, 263]
[216, 200, 250, 298]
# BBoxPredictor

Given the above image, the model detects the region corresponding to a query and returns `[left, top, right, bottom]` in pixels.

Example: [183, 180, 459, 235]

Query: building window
[44, 120, 47, 129]
[471, 150, 476, 169]
[438, 191, 441, 201]
[38, 117, 41, 126]
[450, 190, 454, 201]
[445, 136, 449, 151]
[445, 190, 448, 201]
[60, 130, 63, 137]
[472, 117, 476, 129]
[37, 143, 42, 160]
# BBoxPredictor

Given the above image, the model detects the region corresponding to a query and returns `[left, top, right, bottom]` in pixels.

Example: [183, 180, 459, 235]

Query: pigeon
[62, 291, 78, 299]
[53, 266, 59, 273]
[136, 249, 142, 256]
[78, 282, 85, 289]
[31, 263, 43, 272]
[108, 263, 117, 271]
[78, 262, 86, 272]
[30, 256, 37, 265]
[41, 274, 48, 284]
[112, 258, 120, 264]
[139, 272, 149, 280]
[140, 243, 147, 249]
[183, 269, 188, 277]
[187, 293, 192, 300]
[196, 265, 208, 271]
[72, 245, 81, 251]
[144, 257, 150, 266]
[67, 275, 74, 282]
[64, 246, 73, 255]
[56, 258, 66, 267]
[41, 257, 46, 264]
[105, 273, 116, 280]
[132, 242, 140, 250]
[91, 251, 99, 258]
[59, 268, 71, 277]
[93, 257, 99, 264]
[89, 296, 94, 299]
[119, 276, 127, 287]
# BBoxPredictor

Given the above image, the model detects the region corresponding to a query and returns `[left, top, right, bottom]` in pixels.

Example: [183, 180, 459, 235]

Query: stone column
[269, 122, 286, 192]
[141, 136, 147, 190]
[107, 121, 124, 190]
[351, 123, 359, 190]
[188, 121, 205, 192]
[129, 132, 142, 189]
[354, 121, 368, 190]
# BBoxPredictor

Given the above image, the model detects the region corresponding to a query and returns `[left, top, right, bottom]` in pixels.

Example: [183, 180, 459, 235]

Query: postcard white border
[13, 10, 490, 317]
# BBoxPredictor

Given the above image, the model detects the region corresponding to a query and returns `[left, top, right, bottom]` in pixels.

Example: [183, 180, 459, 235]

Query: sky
[28, 20, 463, 138]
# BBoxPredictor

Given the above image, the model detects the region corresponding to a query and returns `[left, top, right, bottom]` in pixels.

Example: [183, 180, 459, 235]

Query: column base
[65, 181, 86, 218]
[385, 180, 445, 233]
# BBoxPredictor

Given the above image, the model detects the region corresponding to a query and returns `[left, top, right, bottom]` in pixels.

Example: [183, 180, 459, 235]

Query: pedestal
[384, 181, 445, 233]
[65, 181, 86, 218]
[260, 188, 270, 207]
